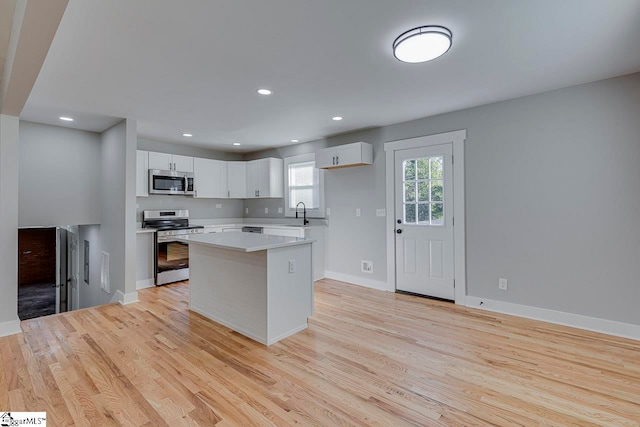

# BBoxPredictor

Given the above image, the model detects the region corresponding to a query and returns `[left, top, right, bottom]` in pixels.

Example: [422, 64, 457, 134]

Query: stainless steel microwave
[149, 169, 195, 195]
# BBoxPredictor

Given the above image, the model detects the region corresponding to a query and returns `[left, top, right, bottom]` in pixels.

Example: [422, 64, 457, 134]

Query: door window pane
[404, 182, 416, 202]
[430, 157, 443, 179]
[417, 158, 429, 179]
[402, 155, 445, 226]
[404, 160, 416, 180]
[418, 203, 429, 224]
[431, 202, 444, 224]
[418, 182, 429, 202]
[431, 180, 443, 202]
[404, 203, 416, 223]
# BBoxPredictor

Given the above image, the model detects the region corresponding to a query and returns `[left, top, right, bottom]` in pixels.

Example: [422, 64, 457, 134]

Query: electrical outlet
[245, 207, 249, 214]
[265, 207, 268, 214]
[216, 203, 222, 209]
[326, 208, 331, 216]
[376, 209, 386, 217]
[278, 207, 283, 214]
[361, 260, 373, 274]
[499, 278, 508, 290]
[356, 208, 361, 217]
[288, 259, 296, 274]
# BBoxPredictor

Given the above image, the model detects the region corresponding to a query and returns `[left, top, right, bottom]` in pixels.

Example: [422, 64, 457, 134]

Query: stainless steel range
[142, 210, 204, 285]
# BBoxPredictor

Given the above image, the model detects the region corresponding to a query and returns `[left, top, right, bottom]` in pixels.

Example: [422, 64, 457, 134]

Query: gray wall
[101, 119, 138, 300]
[245, 72, 640, 326]
[78, 224, 108, 309]
[138, 138, 243, 161]
[136, 138, 244, 221]
[0, 114, 20, 330]
[18, 121, 101, 226]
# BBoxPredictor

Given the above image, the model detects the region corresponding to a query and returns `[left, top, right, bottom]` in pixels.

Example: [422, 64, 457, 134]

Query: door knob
[397, 219, 402, 224]
[396, 229, 403, 234]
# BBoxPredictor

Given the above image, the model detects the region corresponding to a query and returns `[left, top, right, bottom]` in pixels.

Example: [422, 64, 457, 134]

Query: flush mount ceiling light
[59, 116, 74, 121]
[182, 133, 193, 137]
[332, 116, 343, 121]
[393, 25, 452, 63]
[257, 89, 272, 95]
[290, 139, 299, 143]
[232, 142, 241, 146]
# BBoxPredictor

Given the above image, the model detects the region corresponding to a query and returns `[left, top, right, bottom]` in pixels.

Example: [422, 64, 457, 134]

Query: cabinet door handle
[332, 156, 335, 165]
[228, 190, 230, 197]
[336, 155, 339, 165]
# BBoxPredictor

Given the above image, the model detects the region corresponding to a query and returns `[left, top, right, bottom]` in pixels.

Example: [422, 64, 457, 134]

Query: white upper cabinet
[227, 162, 247, 198]
[173, 155, 194, 172]
[136, 150, 149, 197]
[193, 158, 227, 198]
[148, 151, 194, 172]
[148, 151, 172, 170]
[316, 142, 373, 169]
[246, 158, 283, 198]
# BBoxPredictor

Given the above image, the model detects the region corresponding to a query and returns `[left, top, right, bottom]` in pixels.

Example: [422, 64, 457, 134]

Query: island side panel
[189, 244, 268, 344]
[266, 243, 313, 345]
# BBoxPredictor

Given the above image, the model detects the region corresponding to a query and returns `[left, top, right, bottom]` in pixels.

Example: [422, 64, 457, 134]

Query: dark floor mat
[18, 283, 56, 320]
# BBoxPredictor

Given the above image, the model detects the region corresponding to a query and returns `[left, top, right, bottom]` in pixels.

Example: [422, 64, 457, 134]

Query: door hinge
[452, 217, 454, 226]
[454, 280, 456, 288]
[452, 155, 454, 164]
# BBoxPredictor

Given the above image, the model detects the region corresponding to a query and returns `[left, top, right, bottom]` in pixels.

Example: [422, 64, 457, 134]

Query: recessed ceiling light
[182, 133, 193, 137]
[257, 89, 272, 95]
[393, 26, 452, 63]
[232, 142, 241, 146]
[291, 139, 299, 143]
[332, 116, 343, 121]
[59, 116, 74, 122]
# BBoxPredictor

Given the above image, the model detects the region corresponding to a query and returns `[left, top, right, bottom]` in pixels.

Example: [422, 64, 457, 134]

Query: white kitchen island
[177, 232, 314, 345]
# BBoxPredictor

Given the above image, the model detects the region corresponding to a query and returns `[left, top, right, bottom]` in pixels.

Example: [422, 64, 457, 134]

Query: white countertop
[136, 228, 156, 234]
[176, 232, 314, 252]
[189, 219, 326, 230]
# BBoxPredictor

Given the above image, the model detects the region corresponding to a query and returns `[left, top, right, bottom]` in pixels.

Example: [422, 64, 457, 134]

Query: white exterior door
[395, 143, 454, 300]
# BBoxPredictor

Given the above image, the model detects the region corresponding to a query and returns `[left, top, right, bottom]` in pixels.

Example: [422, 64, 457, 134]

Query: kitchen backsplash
[136, 195, 244, 222]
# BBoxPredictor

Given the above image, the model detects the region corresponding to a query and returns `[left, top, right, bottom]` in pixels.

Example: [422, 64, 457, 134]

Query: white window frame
[284, 153, 325, 218]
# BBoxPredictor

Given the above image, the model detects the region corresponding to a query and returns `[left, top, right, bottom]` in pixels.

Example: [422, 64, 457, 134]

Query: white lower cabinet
[263, 227, 303, 238]
[263, 227, 325, 280]
[136, 232, 155, 289]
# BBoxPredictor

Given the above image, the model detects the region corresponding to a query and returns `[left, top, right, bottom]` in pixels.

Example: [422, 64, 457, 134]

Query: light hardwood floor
[1, 279, 639, 426]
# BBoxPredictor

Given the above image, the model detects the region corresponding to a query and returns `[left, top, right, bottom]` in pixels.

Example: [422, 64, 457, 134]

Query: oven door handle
[184, 175, 188, 194]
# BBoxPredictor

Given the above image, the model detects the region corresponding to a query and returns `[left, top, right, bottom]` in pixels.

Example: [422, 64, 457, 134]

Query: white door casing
[394, 144, 454, 299]
[55, 227, 68, 314]
[384, 130, 466, 304]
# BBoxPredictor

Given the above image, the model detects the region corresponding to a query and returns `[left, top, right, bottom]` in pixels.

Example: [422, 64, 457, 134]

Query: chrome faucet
[296, 202, 309, 225]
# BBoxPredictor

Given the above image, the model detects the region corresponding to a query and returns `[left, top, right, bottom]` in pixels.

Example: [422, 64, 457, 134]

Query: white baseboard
[136, 278, 155, 290]
[466, 296, 640, 342]
[325, 270, 392, 292]
[267, 324, 308, 345]
[116, 290, 139, 305]
[190, 305, 267, 345]
[0, 319, 22, 337]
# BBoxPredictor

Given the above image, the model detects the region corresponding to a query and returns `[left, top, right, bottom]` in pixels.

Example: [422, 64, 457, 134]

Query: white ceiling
[21, 0, 640, 152]
[0, 0, 17, 84]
